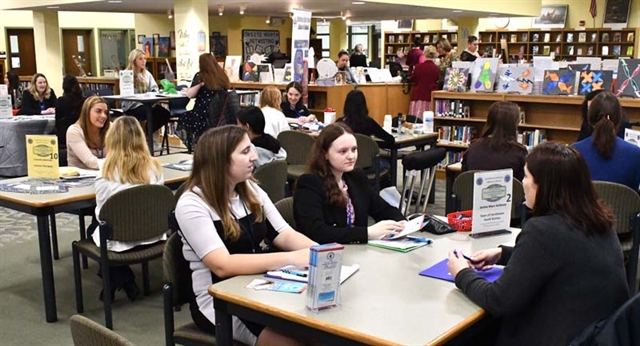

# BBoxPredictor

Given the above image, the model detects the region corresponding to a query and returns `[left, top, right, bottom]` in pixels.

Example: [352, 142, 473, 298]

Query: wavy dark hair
[6, 70, 20, 92]
[341, 89, 369, 131]
[307, 122, 355, 207]
[62, 74, 84, 98]
[479, 101, 524, 151]
[237, 106, 281, 154]
[526, 142, 613, 235]
[284, 81, 304, 110]
[588, 91, 621, 159]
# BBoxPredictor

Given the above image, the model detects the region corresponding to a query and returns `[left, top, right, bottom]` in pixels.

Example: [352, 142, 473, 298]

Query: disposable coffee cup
[324, 112, 336, 124]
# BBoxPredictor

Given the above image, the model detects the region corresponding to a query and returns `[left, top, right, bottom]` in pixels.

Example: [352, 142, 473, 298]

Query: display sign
[26, 135, 59, 179]
[119, 70, 134, 96]
[471, 169, 513, 236]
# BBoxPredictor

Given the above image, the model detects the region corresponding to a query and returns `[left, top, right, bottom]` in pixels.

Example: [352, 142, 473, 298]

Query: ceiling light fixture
[47, 6, 60, 8]
[167, 9, 173, 19]
[352, 1, 365, 4]
[239, 5, 246, 15]
[266, 16, 271, 24]
[106, 0, 122, 3]
[452, 10, 463, 13]
[346, 18, 351, 25]
[341, 11, 346, 20]
[218, 5, 224, 16]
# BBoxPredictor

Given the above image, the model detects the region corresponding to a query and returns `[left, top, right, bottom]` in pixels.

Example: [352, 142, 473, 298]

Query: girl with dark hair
[280, 81, 316, 123]
[293, 122, 405, 244]
[176, 125, 315, 345]
[18, 73, 57, 115]
[577, 89, 630, 141]
[339, 89, 394, 146]
[461, 101, 528, 181]
[4, 70, 23, 109]
[573, 91, 640, 189]
[56, 74, 86, 149]
[236, 106, 287, 169]
[447, 142, 629, 346]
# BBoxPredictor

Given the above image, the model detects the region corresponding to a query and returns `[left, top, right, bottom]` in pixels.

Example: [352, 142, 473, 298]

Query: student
[18, 73, 57, 115]
[121, 49, 170, 140]
[459, 36, 480, 62]
[280, 81, 316, 124]
[55, 75, 86, 151]
[461, 101, 527, 181]
[259, 86, 289, 138]
[66, 96, 110, 169]
[573, 91, 640, 190]
[447, 142, 629, 346]
[237, 106, 287, 169]
[409, 46, 440, 120]
[577, 89, 630, 141]
[349, 43, 368, 68]
[4, 70, 23, 110]
[293, 123, 405, 244]
[180, 53, 240, 144]
[336, 50, 356, 84]
[92, 116, 164, 302]
[406, 37, 425, 76]
[176, 125, 316, 346]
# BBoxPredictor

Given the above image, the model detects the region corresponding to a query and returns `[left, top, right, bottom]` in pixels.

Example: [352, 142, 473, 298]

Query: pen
[406, 236, 433, 244]
[454, 250, 476, 263]
[281, 269, 308, 278]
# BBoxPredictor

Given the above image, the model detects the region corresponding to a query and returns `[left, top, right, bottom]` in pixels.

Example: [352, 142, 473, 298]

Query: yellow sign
[26, 135, 59, 178]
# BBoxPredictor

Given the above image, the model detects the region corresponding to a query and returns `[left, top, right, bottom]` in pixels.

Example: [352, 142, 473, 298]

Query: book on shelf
[437, 125, 477, 145]
[532, 33, 539, 42]
[602, 46, 609, 55]
[627, 32, 635, 42]
[555, 46, 561, 54]
[387, 46, 394, 54]
[544, 33, 550, 42]
[602, 33, 609, 42]
[532, 46, 539, 55]
[613, 45, 621, 56]
[398, 35, 404, 43]
[511, 34, 517, 42]
[450, 34, 458, 44]
[566, 33, 574, 43]
[424, 35, 430, 43]
[613, 32, 621, 43]
[489, 34, 493, 42]
[521, 33, 528, 42]
[627, 46, 634, 56]
[518, 129, 547, 149]
[567, 45, 574, 55]
[587, 46, 594, 56]
[388, 35, 395, 44]
[555, 35, 562, 42]
[434, 99, 470, 118]
[543, 46, 550, 55]
[591, 33, 597, 43]
[578, 32, 586, 43]
[577, 47, 583, 56]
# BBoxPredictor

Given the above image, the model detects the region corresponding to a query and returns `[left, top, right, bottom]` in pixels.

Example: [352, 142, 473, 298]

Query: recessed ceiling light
[452, 10, 463, 13]
[107, 0, 123, 3]
[47, 6, 60, 8]
[352, 1, 365, 4]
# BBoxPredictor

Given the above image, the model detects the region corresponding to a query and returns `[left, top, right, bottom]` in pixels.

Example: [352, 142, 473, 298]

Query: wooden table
[210, 227, 518, 345]
[0, 153, 191, 322]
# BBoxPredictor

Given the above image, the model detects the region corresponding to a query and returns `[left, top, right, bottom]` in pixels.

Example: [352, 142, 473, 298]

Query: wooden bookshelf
[383, 30, 458, 63]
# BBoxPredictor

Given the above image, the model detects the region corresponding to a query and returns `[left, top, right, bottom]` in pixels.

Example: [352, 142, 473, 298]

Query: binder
[419, 258, 503, 282]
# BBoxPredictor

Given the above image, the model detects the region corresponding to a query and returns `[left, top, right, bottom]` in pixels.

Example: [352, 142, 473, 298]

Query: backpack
[207, 90, 240, 129]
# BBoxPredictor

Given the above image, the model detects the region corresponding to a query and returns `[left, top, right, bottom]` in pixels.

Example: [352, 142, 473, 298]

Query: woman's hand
[367, 220, 405, 240]
[42, 107, 55, 115]
[307, 114, 317, 122]
[447, 249, 471, 278]
[469, 247, 502, 271]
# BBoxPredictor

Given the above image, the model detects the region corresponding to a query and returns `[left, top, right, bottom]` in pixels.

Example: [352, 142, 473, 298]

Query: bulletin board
[242, 30, 280, 62]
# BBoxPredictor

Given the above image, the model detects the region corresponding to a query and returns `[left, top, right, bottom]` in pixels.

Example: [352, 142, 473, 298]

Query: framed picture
[157, 37, 170, 58]
[137, 35, 145, 44]
[169, 31, 176, 50]
[210, 32, 228, 58]
[603, 0, 632, 28]
[396, 20, 413, 31]
[152, 33, 160, 45]
[532, 5, 568, 29]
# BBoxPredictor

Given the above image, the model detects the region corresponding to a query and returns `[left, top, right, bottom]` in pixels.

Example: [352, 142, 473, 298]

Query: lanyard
[341, 179, 355, 227]
[231, 199, 256, 253]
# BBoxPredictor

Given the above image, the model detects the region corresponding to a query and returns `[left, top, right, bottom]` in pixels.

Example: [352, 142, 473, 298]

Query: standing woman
[56, 75, 86, 152]
[447, 142, 629, 346]
[259, 86, 289, 138]
[237, 106, 287, 169]
[92, 115, 165, 301]
[176, 125, 315, 346]
[280, 81, 316, 124]
[409, 45, 440, 120]
[435, 38, 459, 89]
[4, 70, 23, 110]
[18, 73, 57, 115]
[121, 49, 170, 138]
[294, 123, 405, 244]
[66, 96, 110, 169]
[461, 101, 527, 181]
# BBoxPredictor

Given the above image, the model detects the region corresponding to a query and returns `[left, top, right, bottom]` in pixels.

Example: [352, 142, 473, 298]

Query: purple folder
[419, 258, 503, 283]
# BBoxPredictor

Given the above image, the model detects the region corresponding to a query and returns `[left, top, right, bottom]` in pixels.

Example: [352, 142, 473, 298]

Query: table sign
[307, 243, 343, 312]
[0, 95, 12, 119]
[471, 168, 513, 237]
[26, 135, 59, 178]
[119, 70, 134, 96]
[624, 128, 640, 147]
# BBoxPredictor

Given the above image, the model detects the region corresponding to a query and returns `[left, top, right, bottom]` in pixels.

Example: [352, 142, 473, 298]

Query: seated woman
[573, 91, 640, 190]
[259, 86, 290, 138]
[280, 81, 316, 124]
[293, 123, 405, 244]
[4, 70, 23, 110]
[338, 89, 394, 147]
[18, 73, 57, 115]
[176, 125, 316, 346]
[461, 101, 527, 181]
[237, 106, 287, 169]
[447, 142, 629, 346]
[56, 75, 86, 151]
[66, 96, 110, 169]
[92, 115, 164, 301]
[577, 89, 630, 142]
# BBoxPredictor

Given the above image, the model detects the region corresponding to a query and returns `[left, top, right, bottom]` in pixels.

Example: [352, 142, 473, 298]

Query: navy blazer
[293, 170, 404, 244]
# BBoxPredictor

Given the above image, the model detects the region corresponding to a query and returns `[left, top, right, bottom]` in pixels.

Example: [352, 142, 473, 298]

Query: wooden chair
[253, 160, 287, 203]
[277, 131, 315, 182]
[274, 197, 296, 229]
[70, 314, 135, 346]
[72, 185, 176, 329]
[593, 181, 640, 294]
[354, 133, 389, 191]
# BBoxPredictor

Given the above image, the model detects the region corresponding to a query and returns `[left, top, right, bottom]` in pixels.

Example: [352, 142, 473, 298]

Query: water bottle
[383, 114, 392, 133]
[397, 112, 405, 134]
[423, 111, 434, 133]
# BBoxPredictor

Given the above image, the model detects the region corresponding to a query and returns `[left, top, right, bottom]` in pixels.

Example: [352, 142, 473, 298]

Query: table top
[102, 93, 188, 102]
[0, 115, 55, 123]
[393, 131, 438, 145]
[209, 228, 519, 345]
[0, 153, 191, 208]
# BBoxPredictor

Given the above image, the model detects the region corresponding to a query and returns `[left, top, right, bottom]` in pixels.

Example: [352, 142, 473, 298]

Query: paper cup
[324, 112, 336, 124]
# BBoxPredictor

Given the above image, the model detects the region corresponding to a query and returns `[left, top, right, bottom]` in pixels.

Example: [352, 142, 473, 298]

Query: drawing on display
[578, 70, 613, 95]
[242, 30, 280, 63]
[615, 59, 640, 98]
[443, 68, 469, 92]
[496, 66, 534, 94]
[543, 70, 576, 95]
[470, 58, 499, 92]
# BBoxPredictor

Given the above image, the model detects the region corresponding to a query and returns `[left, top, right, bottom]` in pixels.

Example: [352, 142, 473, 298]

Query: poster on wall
[291, 8, 312, 105]
[210, 32, 227, 58]
[532, 5, 568, 29]
[603, 0, 632, 29]
[242, 30, 280, 63]
[176, 28, 199, 81]
[158, 37, 170, 58]
[141, 37, 154, 57]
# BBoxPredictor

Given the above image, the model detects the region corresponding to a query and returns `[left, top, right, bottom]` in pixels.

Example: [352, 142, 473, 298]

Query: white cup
[324, 112, 336, 124]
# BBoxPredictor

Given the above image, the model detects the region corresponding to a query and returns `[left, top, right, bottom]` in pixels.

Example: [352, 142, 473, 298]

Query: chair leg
[142, 261, 150, 296]
[161, 124, 170, 155]
[163, 284, 175, 346]
[72, 243, 84, 313]
[78, 214, 88, 269]
[50, 214, 59, 260]
[102, 261, 113, 330]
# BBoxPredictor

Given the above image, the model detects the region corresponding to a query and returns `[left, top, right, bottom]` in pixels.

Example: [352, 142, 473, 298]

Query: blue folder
[419, 258, 503, 283]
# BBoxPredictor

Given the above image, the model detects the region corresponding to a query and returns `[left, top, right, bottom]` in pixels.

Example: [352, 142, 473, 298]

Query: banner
[291, 9, 312, 83]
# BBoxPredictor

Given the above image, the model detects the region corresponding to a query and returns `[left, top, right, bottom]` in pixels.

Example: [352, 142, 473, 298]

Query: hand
[42, 107, 55, 115]
[447, 249, 471, 278]
[307, 114, 317, 122]
[290, 248, 311, 267]
[368, 220, 405, 240]
[469, 248, 502, 271]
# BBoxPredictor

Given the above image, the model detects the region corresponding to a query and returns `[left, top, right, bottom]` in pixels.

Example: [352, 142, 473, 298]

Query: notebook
[419, 258, 503, 282]
[265, 264, 360, 284]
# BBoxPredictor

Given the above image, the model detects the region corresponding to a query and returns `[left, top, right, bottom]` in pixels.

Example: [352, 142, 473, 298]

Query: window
[316, 23, 330, 58]
[348, 25, 371, 56]
[99, 29, 135, 73]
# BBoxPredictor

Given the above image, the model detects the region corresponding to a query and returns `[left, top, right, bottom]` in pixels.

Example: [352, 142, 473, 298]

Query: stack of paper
[266, 264, 360, 284]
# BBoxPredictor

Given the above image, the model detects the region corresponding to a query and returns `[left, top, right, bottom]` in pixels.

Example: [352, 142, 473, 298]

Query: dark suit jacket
[18, 89, 57, 115]
[293, 170, 404, 244]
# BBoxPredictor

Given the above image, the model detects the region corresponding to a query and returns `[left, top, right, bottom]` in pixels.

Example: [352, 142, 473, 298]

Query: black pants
[126, 105, 171, 133]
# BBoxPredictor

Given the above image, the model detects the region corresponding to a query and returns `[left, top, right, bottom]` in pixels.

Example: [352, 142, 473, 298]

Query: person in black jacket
[18, 73, 57, 115]
[294, 122, 405, 244]
[280, 81, 316, 123]
[4, 70, 23, 110]
[447, 142, 629, 346]
[55, 74, 86, 150]
[349, 44, 367, 68]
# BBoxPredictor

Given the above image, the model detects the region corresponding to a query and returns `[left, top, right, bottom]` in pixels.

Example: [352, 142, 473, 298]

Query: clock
[494, 17, 510, 28]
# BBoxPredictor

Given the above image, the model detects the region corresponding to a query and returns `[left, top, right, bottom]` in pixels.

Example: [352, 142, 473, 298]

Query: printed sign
[472, 169, 513, 235]
[26, 135, 59, 179]
[119, 70, 134, 96]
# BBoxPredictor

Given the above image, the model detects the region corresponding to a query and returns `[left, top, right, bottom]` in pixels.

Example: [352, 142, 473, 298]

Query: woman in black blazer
[294, 122, 405, 244]
[18, 73, 57, 115]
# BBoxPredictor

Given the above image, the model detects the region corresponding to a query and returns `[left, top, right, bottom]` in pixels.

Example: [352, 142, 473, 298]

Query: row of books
[518, 129, 546, 149]
[436, 151, 463, 169]
[437, 126, 477, 145]
[524, 32, 634, 43]
[433, 100, 471, 118]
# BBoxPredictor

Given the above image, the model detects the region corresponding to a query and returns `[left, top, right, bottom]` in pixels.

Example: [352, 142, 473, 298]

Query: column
[32, 10, 63, 93]
[457, 17, 479, 54]
[173, 0, 209, 81]
[329, 20, 347, 59]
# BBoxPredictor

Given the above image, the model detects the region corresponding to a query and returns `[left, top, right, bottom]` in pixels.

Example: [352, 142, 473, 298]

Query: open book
[265, 264, 360, 284]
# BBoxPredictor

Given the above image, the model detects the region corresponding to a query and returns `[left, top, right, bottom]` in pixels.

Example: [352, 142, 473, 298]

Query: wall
[209, 15, 293, 57]
[134, 13, 174, 52]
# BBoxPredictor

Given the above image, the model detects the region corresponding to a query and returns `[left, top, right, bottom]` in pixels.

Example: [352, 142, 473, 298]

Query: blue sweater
[573, 136, 640, 190]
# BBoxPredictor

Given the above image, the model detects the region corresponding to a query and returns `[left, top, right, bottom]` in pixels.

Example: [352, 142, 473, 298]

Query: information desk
[0, 115, 56, 177]
[0, 153, 191, 322]
[210, 227, 518, 345]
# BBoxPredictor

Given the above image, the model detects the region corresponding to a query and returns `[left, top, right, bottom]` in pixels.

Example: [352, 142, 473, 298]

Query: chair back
[277, 131, 315, 165]
[70, 314, 135, 346]
[568, 294, 640, 346]
[593, 181, 640, 238]
[168, 97, 190, 113]
[354, 133, 379, 170]
[99, 185, 176, 242]
[274, 197, 296, 229]
[452, 170, 524, 219]
[163, 230, 193, 307]
[253, 160, 287, 203]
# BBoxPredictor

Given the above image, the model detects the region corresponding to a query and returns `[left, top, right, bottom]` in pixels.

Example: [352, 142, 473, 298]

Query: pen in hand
[454, 250, 477, 263]
[281, 269, 308, 278]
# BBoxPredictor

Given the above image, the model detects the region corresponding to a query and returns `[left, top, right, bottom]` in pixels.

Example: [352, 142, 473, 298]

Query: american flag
[589, 0, 597, 18]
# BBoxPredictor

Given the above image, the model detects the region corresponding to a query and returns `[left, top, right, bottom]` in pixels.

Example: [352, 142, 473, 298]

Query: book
[543, 46, 550, 55]
[398, 35, 404, 43]
[544, 33, 550, 42]
[521, 33, 528, 42]
[532, 33, 539, 42]
[624, 128, 640, 147]
[511, 34, 517, 42]
[627, 46, 634, 56]
[577, 47, 583, 56]
[578, 32, 586, 43]
[532, 46, 539, 55]
[388, 35, 395, 44]
[489, 34, 493, 42]
[423, 35, 430, 43]
[556, 35, 562, 43]
[613, 45, 621, 56]
[420, 258, 504, 283]
[627, 32, 635, 42]
[587, 46, 594, 56]
[266, 264, 360, 284]
[591, 33, 597, 43]
[566, 33, 574, 43]
[602, 46, 609, 55]
[602, 33, 609, 43]
[613, 32, 621, 43]
[567, 46, 574, 55]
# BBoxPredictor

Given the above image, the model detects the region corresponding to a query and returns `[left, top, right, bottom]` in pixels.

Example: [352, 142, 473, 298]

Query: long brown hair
[184, 125, 262, 241]
[199, 53, 230, 90]
[307, 122, 355, 207]
[76, 96, 110, 149]
[526, 142, 613, 235]
[588, 91, 621, 159]
[259, 86, 282, 110]
[28, 73, 53, 100]
[480, 101, 524, 151]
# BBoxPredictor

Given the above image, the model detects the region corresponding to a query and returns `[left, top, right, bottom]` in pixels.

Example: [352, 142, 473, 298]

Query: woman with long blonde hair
[18, 73, 57, 115]
[66, 96, 111, 169]
[259, 86, 289, 138]
[91, 115, 164, 302]
[176, 125, 315, 346]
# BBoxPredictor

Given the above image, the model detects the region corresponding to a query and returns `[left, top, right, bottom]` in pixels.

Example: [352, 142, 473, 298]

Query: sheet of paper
[266, 264, 359, 284]
[380, 214, 424, 240]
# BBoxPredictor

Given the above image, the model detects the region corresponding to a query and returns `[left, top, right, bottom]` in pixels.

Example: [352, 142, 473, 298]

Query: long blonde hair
[28, 73, 52, 100]
[77, 96, 110, 149]
[259, 86, 282, 110]
[126, 49, 148, 93]
[102, 116, 161, 184]
[184, 125, 263, 242]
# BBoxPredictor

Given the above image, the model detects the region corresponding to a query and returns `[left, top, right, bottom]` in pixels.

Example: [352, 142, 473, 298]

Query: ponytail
[591, 116, 616, 158]
[587, 91, 621, 159]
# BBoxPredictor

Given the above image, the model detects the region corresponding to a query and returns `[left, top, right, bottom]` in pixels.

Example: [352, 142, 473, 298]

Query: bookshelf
[18, 76, 120, 94]
[384, 30, 458, 63]
[145, 57, 177, 81]
[478, 27, 639, 61]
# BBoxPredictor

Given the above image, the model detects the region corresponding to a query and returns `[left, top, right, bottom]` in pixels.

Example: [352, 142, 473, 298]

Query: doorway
[6, 28, 36, 77]
[62, 29, 93, 76]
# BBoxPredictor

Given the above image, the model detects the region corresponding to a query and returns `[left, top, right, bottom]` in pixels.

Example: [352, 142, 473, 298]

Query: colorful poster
[495, 66, 534, 94]
[470, 58, 499, 92]
[26, 135, 59, 179]
[141, 37, 154, 58]
[542, 70, 576, 95]
[443, 67, 469, 92]
[578, 70, 613, 95]
[615, 59, 640, 98]
[224, 55, 241, 82]
[157, 37, 170, 58]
